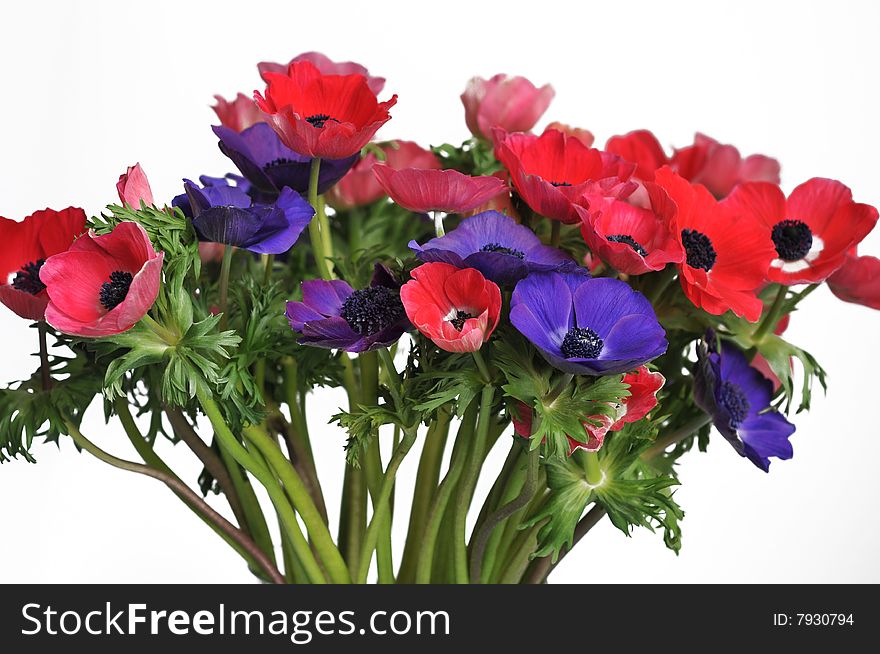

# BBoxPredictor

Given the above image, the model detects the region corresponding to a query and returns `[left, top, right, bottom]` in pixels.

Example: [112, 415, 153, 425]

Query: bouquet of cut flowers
[2, 52, 878, 584]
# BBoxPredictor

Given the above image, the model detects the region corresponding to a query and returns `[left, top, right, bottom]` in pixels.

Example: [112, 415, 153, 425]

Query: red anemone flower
[611, 366, 665, 431]
[828, 251, 880, 310]
[574, 182, 684, 275]
[211, 93, 265, 132]
[372, 165, 506, 214]
[0, 207, 87, 321]
[400, 262, 501, 352]
[654, 167, 775, 322]
[493, 127, 636, 223]
[723, 179, 878, 285]
[254, 61, 397, 160]
[327, 141, 441, 210]
[40, 222, 163, 337]
[258, 52, 385, 95]
[605, 130, 669, 182]
[671, 133, 780, 199]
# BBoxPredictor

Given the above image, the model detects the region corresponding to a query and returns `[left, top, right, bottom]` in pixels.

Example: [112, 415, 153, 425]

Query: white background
[1, 0, 879, 583]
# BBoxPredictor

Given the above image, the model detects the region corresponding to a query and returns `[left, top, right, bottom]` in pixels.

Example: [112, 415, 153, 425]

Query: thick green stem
[66, 418, 284, 584]
[452, 384, 495, 583]
[308, 158, 334, 280]
[433, 210, 445, 237]
[470, 446, 539, 583]
[261, 253, 275, 285]
[753, 284, 788, 343]
[472, 349, 492, 384]
[218, 245, 234, 331]
[338, 353, 366, 575]
[415, 402, 478, 583]
[355, 426, 419, 583]
[398, 408, 451, 583]
[583, 451, 603, 487]
[359, 352, 394, 584]
[243, 425, 350, 584]
[197, 389, 328, 584]
[523, 504, 606, 584]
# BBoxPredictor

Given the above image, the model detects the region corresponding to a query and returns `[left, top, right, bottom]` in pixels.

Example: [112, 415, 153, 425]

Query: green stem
[469, 446, 539, 583]
[472, 349, 492, 384]
[648, 265, 678, 305]
[163, 406, 250, 535]
[37, 321, 51, 391]
[261, 253, 275, 286]
[338, 353, 366, 574]
[415, 403, 478, 583]
[218, 245, 234, 331]
[243, 424, 350, 584]
[550, 221, 561, 248]
[523, 504, 606, 584]
[498, 519, 545, 584]
[141, 313, 178, 344]
[452, 384, 495, 583]
[398, 408, 451, 583]
[641, 413, 712, 461]
[479, 449, 529, 584]
[545, 373, 574, 405]
[358, 352, 394, 584]
[377, 347, 403, 408]
[308, 158, 333, 280]
[583, 451, 603, 487]
[355, 426, 419, 583]
[753, 284, 788, 342]
[197, 389, 328, 584]
[67, 418, 284, 584]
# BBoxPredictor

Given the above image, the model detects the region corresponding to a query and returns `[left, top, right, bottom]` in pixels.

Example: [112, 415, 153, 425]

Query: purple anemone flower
[213, 123, 358, 202]
[172, 174, 251, 217]
[286, 265, 410, 353]
[693, 336, 795, 472]
[182, 178, 314, 255]
[510, 271, 667, 375]
[408, 210, 576, 284]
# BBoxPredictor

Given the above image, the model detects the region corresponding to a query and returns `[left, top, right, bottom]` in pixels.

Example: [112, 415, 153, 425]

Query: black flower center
[719, 381, 750, 427]
[99, 271, 134, 311]
[561, 326, 604, 359]
[265, 157, 298, 170]
[480, 242, 525, 259]
[449, 310, 474, 332]
[550, 181, 572, 187]
[340, 286, 404, 335]
[771, 219, 813, 261]
[11, 259, 46, 295]
[606, 234, 648, 257]
[681, 229, 717, 272]
[305, 114, 337, 129]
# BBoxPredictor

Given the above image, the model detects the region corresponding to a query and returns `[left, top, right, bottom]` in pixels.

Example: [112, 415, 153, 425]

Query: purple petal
[301, 279, 353, 316]
[286, 300, 324, 332]
[300, 316, 362, 350]
[572, 277, 654, 337]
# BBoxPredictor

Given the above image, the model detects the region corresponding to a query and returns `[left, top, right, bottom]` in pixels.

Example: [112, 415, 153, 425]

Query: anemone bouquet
[3, 52, 879, 585]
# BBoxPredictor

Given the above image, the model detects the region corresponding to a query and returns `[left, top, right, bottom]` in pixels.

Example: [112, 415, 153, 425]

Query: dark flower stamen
[606, 234, 648, 257]
[340, 286, 404, 335]
[449, 310, 474, 331]
[11, 259, 46, 295]
[480, 242, 525, 259]
[99, 271, 134, 311]
[771, 219, 813, 261]
[550, 181, 572, 187]
[719, 381, 750, 427]
[264, 157, 298, 170]
[305, 114, 337, 129]
[681, 229, 717, 272]
[561, 326, 604, 359]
